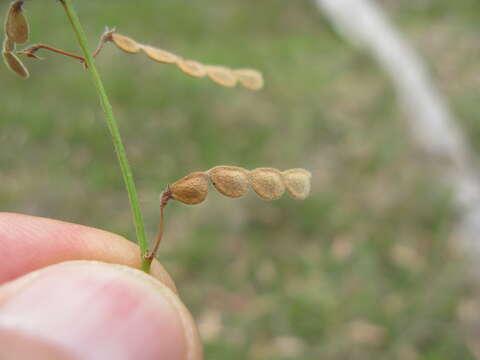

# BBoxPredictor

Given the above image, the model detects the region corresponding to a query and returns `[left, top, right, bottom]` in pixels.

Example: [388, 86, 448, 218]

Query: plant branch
[59, 0, 151, 273]
[17, 44, 85, 64]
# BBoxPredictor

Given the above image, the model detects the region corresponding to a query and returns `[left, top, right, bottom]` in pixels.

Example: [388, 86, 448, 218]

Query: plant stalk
[60, 0, 151, 273]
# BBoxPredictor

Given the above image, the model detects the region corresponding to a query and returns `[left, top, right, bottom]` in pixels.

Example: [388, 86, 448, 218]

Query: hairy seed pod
[111, 33, 141, 54]
[206, 66, 237, 87]
[208, 166, 250, 198]
[170, 172, 209, 205]
[141, 45, 178, 64]
[282, 169, 311, 200]
[249, 168, 285, 200]
[233, 69, 264, 91]
[5, 1, 29, 44]
[3, 37, 15, 53]
[3, 51, 29, 79]
[177, 58, 207, 78]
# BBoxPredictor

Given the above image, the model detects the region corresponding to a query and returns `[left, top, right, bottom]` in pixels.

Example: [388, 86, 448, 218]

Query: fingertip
[0, 213, 177, 293]
[0, 261, 202, 360]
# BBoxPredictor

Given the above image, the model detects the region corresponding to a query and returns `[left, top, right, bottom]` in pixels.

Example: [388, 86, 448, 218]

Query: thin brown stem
[145, 187, 172, 263]
[17, 44, 86, 64]
[92, 27, 115, 58]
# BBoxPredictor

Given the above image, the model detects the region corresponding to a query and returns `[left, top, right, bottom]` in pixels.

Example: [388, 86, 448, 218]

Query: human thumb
[0, 261, 202, 360]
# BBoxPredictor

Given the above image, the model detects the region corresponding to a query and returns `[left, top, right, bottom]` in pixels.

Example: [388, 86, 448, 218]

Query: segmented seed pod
[208, 166, 250, 198]
[206, 65, 237, 87]
[282, 169, 311, 200]
[170, 172, 209, 205]
[249, 168, 285, 200]
[3, 51, 29, 78]
[111, 33, 141, 54]
[5, 1, 29, 44]
[2, 37, 15, 52]
[141, 45, 178, 64]
[177, 58, 207, 78]
[233, 69, 264, 91]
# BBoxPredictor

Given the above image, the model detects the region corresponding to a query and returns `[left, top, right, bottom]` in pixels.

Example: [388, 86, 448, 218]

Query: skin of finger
[0, 261, 203, 360]
[0, 331, 72, 360]
[0, 213, 177, 293]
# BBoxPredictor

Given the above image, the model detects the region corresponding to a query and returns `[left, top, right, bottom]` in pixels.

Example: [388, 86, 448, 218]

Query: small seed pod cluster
[168, 166, 311, 205]
[3, 0, 29, 78]
[110, 32, 264, 91]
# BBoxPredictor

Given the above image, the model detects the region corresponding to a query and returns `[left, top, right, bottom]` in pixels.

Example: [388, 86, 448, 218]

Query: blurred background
[1, 0, 480, 358]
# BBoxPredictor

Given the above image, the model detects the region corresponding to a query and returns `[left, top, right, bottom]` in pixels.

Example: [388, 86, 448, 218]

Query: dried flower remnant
[111, 33, 141, 54]
[170, 172, 209, 205]
[233, 69, 264, 91]
[5, 1, 29, 44]
[3, 50, 29, 78]
[141, 45, 178, 64]
[282, 168, 311, 200]
[2, 1, 88, 75]
[249, 168, 286, 200]
[208, 166, 250, 198]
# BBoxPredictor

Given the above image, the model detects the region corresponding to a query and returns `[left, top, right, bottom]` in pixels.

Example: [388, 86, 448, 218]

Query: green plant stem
[60, 0, 151, 273]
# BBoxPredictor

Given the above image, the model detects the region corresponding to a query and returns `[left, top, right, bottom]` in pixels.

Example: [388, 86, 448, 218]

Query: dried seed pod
[206, 65, 237, 87]
[3, 37, 15, 52]
[282, 169, 311, 200]
[249, 168, 285, 200]
[208, 166, 250, 198]
[177, 58, 207, 78]
[3, 51, 29, 79]
[111, 33, 141, 54]
[141, 45, 178, 64]
[5, 1, 29, 44]
[233, 69, 264, 91]
[170, 172, 209, 205]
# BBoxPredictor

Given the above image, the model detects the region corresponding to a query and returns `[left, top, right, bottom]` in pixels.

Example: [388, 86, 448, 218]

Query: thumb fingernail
[0, 261, 202, 360]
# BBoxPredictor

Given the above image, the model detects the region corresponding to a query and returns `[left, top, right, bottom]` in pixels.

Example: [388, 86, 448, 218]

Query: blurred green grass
[2, 0, 480, 358]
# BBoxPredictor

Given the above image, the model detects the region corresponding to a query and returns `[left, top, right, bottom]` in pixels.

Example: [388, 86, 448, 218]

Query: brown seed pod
[3, 51, 29, 79]
[111, 33, 141, 54]
[282, 169, 311, 200]
[3, 37, 15, 53]
[233, 69, 264, 91]
[177, 58, 207, 78]
[206, 65, 237, 87]
[208, 166, 250, 198]
[5, 1, 29, 44]
[141, 45, 178, 64]
[170, 172, 209, 205]
[249, 168, 285, 200]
